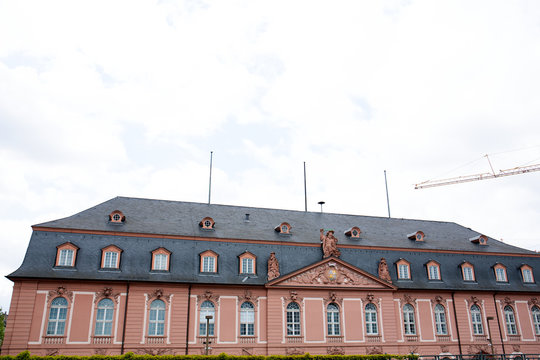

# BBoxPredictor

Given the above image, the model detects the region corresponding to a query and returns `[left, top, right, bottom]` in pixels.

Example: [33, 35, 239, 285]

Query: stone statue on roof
[320, 229, 341, 258]
[378, 258, 392, 283]
[267, 252, 280, 280]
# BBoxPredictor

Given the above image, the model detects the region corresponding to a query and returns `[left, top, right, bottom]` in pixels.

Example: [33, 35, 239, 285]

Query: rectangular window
[58, 249, 74, 266]
[202, 256, 215, 273]
[523, 269, 533, 283]
[398, 264, 410, 279]
[495, 268, 507, 282]
[463, 267, 474, 281]
[242, 258, 254, 274]
[103, 252, 118, 268]
[429, 265, 440, 280]
[154, 254, 168, 271]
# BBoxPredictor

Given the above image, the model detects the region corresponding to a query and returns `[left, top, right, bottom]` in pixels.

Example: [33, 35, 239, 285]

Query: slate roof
[8, 196, 540, 292]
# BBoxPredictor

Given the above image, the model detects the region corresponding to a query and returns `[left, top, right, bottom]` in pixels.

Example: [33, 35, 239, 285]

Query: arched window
[47, 297, 68, 336]
[470, 304, 483, 335]
[199, 300, 215, 336]
[532, 306, 540, 335]
[365, 303, 378, 335]
[286, 302, 301, 336]
[240, 301, 255, 336]
[95, 298, 114, 336]
[327, 303, 340, 336]
[504, 305, 517, 335]
[403, 304, 416, 335]
[434, 304, 447, 335]
[148, 299, 165, 336]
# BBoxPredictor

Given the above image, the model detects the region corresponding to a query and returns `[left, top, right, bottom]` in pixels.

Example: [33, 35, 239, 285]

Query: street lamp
[486, 316, 494, 355]
[205, 315, 213, 355]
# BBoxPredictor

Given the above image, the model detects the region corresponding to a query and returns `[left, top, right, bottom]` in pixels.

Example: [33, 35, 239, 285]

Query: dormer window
[407, 231, 424, 242]
[200, 250, 218, 273]
[239, 251, 256, 274]
[470, 235, 488, 245]
[151, 248, 171, 271]
[101, 245, 122, 269]
[461, 262, 476, 282]
[396, 259, 411, 280]
[426, 260, 441, 280]
[275, 222, 291, 234]
[109, 210, 125, 224]
[520, 265, 535, 283]
[55, 242, 79, 267]
[199, 217, 215, 230]
[345, 226, 361, 238]
[493, 263, 508, 282]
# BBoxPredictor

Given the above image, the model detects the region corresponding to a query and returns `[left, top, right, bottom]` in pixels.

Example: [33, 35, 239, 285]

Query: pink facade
[3, 259, 540, 356]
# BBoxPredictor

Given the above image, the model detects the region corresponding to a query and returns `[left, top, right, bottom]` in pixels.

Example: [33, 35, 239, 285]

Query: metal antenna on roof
[208, 151, 213, 205]
[384, 170, 391, 218]
[318, 201, 325, 213]
[304, 162, 308, 212]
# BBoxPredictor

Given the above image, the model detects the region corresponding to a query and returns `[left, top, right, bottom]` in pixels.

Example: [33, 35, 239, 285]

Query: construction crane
[415, 155, 540, 189]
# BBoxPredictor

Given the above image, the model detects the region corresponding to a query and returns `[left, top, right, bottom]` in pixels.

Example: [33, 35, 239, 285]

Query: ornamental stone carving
[432, 295, 445, 305]
[503, 296, 515, 306]
[287, 348, 304, 355]
[279, 262, 384, 288]
[320, 229, 341, 258]
[240, 290, 258, 302]
[48, 286, 73, 303]
[324, 291, 342, 306]
[327, 347, 345, 355]
[287, 290, 303, 303]
[469, 296, 480, 305]
[267, 252, 280, 281]
[147, 288, 171, 304]
[366, 346, 383, 355]
[242, 348, 253, 356]
[440, 345, 449, 353]
[402, 293, 416, 305]
[529, 297, 539, 306]
[197, 290, 215, 302]
[378, 258, 392, 283]
[95, 287, 121, 304]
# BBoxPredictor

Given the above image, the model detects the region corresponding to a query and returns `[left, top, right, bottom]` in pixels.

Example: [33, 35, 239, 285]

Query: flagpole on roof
[384, 170, 391, 218]
[208, 151, 213, 205]
[304, 161, 307, 212]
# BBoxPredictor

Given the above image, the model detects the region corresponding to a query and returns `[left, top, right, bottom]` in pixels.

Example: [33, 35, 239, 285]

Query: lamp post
[205, 315, 213, 355]
[486, 316, 494, 355]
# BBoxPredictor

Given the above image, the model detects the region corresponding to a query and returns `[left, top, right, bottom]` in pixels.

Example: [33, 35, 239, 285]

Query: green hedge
[0, 351, 418, 360]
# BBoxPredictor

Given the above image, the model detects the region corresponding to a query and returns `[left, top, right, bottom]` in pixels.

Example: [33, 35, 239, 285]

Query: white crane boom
[415, 163, 540, 189]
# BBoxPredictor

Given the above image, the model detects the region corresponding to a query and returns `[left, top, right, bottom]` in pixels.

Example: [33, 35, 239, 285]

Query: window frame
[94, 298, 115, 336]
[403, 304, 416, 335]
[494, 264, 508, 282]
[470, 304, 484, 335]
[199, 250, 218, 273]
[239, 252, 256, 275]
[396, 259, 411, 280]
[101, 245, 122, 269]
[239, 301, 255, 336]
[286, 302, 301, 336]
[151, 248, 171, 271]
[504, 305, 518, 335]
[46, 297, 69, 336]
[461, 262, 476, 282]
[199, 217, 215, 230]
[55, 243, 79, 267]
[426, 260, 441, 281]
[532, 305, 540, 336]
[199, 300, 215, 336]
[521, 265, 535, 283]
[148, 299, 166, 337]
[326, 303, 341, 336]
[365, 303, 378, 335]
[434, 304, 448, 335]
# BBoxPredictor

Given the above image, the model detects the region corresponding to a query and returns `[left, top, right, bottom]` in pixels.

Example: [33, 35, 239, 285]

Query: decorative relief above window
[199, 217, 215, 230]
[469, 235, 488, 245]
[344, 226, 361, 238]
[108, 210, 126, 224]
[55, 242, 79, 267]
[407, 231, 425, 242]
[275, 222, 291, 234]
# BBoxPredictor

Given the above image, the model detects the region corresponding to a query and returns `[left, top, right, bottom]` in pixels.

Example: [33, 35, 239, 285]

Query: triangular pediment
[266, 256, 396, 290]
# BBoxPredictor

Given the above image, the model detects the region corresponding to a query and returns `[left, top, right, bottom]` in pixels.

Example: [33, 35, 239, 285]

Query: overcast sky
[1, 0, 540, 311]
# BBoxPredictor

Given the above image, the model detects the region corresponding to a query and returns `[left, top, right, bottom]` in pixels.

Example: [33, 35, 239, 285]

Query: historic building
[2, 196, 540, 356]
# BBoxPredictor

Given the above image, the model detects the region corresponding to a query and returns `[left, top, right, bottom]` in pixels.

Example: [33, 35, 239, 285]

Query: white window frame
[286, 302, 301, 336]
[532, 306, 540, 335]
[429, 265, 440, 280]
[58, 249, 74, 267]
[148, 299, 165, 336]
[103, 251, 118, 268]
[241, 257, 254, 274]
[46, 297, 68, 336]
[240, 302, 255, 336]
[523, 268, 534, 283]
[470, 305, 483, 335]
[403, 304, 416, 335]
[202, 256, 215, 273]
[327, 303, 340, 336]
[365, 303, 378, 335]
[153, 254, 168, 271]
[504, 305, 517, 335]
[95, 298, 114, 336]
[463, 266, 474, 281]
[199, 300, 215, 336]
[495, 267, 507, 282]
[434, 304, 448, 335]
[398, 264, 410, 279]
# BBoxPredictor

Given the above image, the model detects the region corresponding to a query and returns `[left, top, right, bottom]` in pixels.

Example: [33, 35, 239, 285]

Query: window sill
[150, 270, 170, 274]
[53, 266, 76, 271]
[99, 268, 121, 272]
